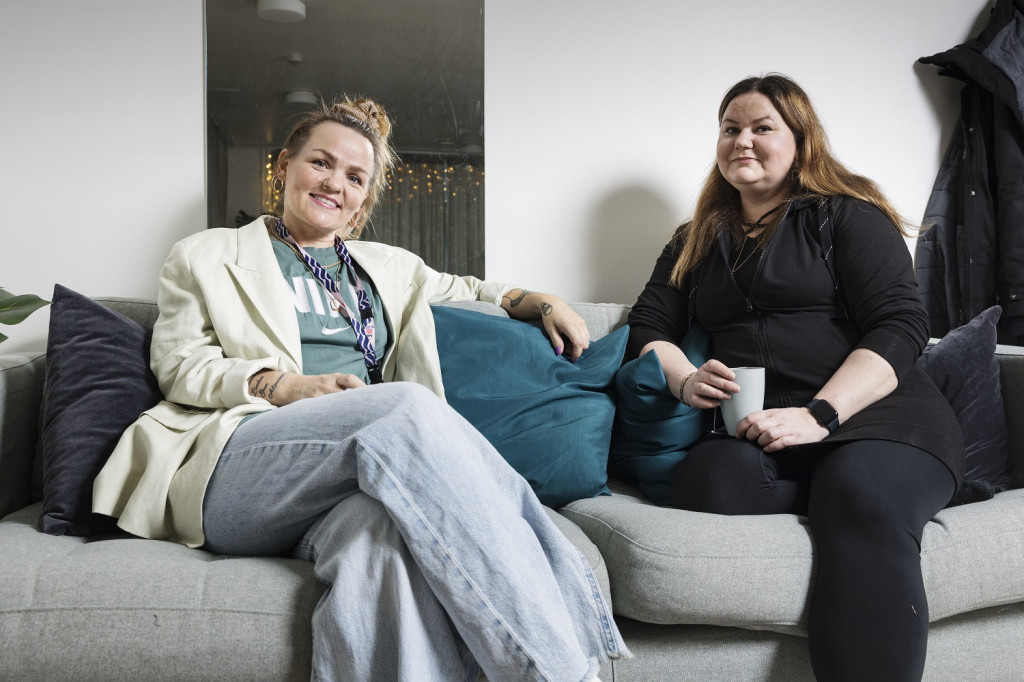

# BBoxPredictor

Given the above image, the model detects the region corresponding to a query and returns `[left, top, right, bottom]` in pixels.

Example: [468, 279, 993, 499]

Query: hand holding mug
[679, 359, 739, 408]
[718, 367, 766, 436]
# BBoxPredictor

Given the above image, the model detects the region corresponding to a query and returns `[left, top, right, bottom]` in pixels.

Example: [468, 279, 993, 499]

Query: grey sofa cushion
[611, 600, 1024, 682]
[562, 486, 814, 634]
[562, 486, 1024, 635]
[569, 303, 631, 342]
[543, 507, 612, 605]
[0, 500, 611, 681]
[0, 502, 322, 680]
[922, 488, 1024, 621]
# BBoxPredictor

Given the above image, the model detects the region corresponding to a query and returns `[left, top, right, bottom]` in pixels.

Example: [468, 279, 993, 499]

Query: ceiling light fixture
[283, 90, 319, 106]
[257, 0, 306, 22]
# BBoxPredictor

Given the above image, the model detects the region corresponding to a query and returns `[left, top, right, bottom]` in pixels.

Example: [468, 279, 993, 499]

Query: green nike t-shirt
[270, 239, 389, 383]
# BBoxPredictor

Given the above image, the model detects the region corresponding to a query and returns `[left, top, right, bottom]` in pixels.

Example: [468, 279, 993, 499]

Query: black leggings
[672, 437, 955, 682]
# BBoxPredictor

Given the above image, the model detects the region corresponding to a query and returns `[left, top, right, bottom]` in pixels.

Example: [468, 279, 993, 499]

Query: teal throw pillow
[433, 305, 627, 507]
[610, 325, 712, 505]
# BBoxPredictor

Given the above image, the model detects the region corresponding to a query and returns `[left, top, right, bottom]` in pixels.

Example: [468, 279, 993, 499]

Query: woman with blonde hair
[626, 74, 963, 680]
[94, 96, 627, 681]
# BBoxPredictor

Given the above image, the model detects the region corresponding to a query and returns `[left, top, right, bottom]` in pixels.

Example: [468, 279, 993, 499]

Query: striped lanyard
[273, 219, 381, 384]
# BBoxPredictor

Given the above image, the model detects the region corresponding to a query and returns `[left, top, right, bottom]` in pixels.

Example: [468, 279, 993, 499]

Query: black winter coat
[915, 0, 1024, 339]
[628, 196, 964, 487]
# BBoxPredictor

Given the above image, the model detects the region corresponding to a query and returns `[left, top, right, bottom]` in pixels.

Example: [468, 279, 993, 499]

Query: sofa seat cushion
[561, 485, 1024, 636]
[0, 501, 611, 680]
[562, 486, 814, 634]
[0, 502, 323, 680]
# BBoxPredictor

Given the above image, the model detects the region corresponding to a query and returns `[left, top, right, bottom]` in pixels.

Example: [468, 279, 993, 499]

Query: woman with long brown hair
[627, 74, 963, 680]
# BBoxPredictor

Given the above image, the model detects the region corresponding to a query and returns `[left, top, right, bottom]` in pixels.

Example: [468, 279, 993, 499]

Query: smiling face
[278, 121, 375, 246]
[716, 92, 797, 210]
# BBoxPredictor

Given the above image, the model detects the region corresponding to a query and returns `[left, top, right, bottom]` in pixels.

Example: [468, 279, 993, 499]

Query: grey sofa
[3, 298, 1024, 681]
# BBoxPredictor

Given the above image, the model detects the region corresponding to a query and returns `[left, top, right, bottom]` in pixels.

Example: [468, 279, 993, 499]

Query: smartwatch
[805, 399, 840, 433]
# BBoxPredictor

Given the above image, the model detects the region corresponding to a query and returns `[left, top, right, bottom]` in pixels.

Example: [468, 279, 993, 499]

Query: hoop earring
[271, 175, 285, 192]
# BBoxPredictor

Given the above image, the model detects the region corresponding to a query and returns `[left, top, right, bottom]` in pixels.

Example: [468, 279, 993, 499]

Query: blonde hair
[669, 74, 911, 286]
[276, 96, 398, 238]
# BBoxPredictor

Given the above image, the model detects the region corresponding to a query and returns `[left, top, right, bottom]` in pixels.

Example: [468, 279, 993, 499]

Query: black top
[627, 196, 965, 487]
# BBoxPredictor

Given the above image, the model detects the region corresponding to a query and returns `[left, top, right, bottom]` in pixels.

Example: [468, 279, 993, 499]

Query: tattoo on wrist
[504, 290, 532, 308]
[540, 302, 553, 316]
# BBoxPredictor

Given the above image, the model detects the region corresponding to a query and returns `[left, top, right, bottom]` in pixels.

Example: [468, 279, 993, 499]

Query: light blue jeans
[202, 382, 628, 681]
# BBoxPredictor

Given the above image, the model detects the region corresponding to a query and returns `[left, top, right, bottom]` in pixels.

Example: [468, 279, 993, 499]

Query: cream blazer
[93, 217, 510, 547]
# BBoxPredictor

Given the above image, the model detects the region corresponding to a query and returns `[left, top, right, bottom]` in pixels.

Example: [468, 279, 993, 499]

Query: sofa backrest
[4, 297, 1023, 519]
[431, 299, 631, 342]
[101, 298, 633, 343]
[103, 297, 1024, 487]
[97, 297, 160, 330]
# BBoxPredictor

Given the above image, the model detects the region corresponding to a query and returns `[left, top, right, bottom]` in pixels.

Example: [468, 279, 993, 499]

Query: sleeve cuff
[226, 358, 286, 406]
[856, 328, 922, 381]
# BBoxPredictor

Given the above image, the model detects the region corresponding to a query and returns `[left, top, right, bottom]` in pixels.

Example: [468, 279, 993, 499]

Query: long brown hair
[669, 74, 910, 286]
[276, 96, 398, 239]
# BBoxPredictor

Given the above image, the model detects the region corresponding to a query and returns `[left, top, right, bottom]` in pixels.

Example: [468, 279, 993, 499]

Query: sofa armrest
[998, 348, 1024, 487]
[0, 352, 45, 518]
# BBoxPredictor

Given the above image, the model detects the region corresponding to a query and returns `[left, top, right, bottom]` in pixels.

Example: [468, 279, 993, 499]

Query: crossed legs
[203, 382, 626, 681]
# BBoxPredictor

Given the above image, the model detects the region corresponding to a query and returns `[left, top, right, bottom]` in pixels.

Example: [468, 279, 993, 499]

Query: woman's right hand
[680, 359, 741, 409]
[247, 370, 365, 407]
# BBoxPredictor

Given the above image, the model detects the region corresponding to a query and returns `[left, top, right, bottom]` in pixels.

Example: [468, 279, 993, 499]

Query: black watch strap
[805, 399, 840, 433]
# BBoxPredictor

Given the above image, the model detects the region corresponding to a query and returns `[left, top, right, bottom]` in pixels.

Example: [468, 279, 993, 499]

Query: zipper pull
[746, 299, 753, 313]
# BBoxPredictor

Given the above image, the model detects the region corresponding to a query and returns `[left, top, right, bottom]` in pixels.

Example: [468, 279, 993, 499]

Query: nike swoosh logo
[321, 325, 352, 336]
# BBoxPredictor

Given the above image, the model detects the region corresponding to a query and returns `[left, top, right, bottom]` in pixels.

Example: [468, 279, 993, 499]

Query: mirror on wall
[205, 0, 485, 277]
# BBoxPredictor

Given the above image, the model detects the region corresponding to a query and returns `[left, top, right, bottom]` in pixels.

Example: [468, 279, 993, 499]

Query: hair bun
[347, 98, 391, 141]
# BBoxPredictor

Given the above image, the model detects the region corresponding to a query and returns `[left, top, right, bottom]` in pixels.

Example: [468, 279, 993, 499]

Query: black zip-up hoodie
[628, 196, 964, 487]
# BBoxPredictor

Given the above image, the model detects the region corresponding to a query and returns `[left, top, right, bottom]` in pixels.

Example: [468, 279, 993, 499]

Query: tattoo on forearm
[249, 371, 282, 400]
[504, 289, 532, 308]
[249, 374, 267, 398]
[267, 373, 284, 401]
[541, 302, 553, 316]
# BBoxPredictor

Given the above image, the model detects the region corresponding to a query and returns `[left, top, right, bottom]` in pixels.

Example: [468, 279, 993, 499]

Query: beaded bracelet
[679, 371, 698, 406]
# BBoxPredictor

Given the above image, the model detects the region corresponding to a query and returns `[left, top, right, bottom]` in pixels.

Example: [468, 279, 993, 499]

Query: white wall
[0, 0, 205, 351]
[486, 0, 996, 303]
[0, 0, 996, 354]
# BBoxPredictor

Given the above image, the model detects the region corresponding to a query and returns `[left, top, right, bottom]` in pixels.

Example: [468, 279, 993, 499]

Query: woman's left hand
[735, 407, 829, 452]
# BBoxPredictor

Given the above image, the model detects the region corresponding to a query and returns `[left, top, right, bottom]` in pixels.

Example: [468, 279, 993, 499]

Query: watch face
[809, 399, 838, 426]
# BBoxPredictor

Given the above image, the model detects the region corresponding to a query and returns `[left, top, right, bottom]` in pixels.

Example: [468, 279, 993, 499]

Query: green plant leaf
[0, 287, 51, 327]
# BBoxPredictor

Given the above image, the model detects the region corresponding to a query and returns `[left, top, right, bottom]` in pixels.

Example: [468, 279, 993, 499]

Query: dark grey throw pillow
[40, 285, 163, 535]
[918, 306, 1015, 498]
